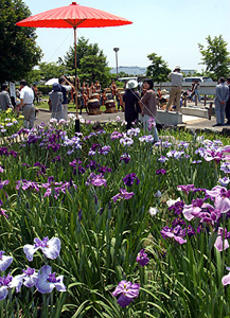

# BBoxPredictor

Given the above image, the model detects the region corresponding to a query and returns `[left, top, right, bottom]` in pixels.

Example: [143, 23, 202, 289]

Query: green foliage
[26, 62, 69, 85]
[25, 68, 41, 84]
[146, 53, 170, 83]
[39, 62, 67, 81]
[59, 37, 112, 87]
[0, 0, 43, 83]
[198, 35, 230, 81]
[37, 85, 52, 95]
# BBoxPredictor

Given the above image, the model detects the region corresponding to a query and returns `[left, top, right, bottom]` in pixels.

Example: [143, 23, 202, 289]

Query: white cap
[126, 80, 138, 89]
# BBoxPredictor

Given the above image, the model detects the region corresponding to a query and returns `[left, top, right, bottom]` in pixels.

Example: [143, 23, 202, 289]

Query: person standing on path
[18, 80, 35, 129]
[139, 79, 159, 142]
[0, 84, 13, 111]
[213, 77, 229, 127]
[166, 66, 183, 112]
[49, 83, 64, 121]
[191, 80, 201, 104]
[225, 78, 230, 125]
[123, 80, 140, 130]
[58, 76, 72, 121]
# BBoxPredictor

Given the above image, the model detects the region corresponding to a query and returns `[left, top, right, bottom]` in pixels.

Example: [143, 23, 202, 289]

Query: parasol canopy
[16, 2, 132, 28]
[45, 78, 59, 86]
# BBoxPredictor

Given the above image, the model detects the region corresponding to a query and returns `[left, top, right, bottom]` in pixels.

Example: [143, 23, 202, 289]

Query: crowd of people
[1, 68, 230, 132]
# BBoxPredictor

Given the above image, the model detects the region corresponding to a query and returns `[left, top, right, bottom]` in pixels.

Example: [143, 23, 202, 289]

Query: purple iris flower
[52, 156, 61, 163]
[167, 199, 184, 215]
[0, 209, 8, 219]
[86, 173, 107, 187]
[136, 249, 149, 267]
[112, 280, 140, 308]
[158, 156, 168, 163]
[156, 169, 166, 175]
[161, 226, 187, 245]
[219, 177, 230, 187]
[0, 274, 13, 300]
[167, 150, 185, 159]
[120, 136, 134, 146]
[139, 135, 154, 143]
[112, 188, 135, 203]
[182, 205, 202, 221]
[202, 147, 230, 163]
[147, 117, 156, 131]
[177, 184, 195, 194]
[0, 251, 13, 272]
[214, 227, 230, 252]
[91, 144, 101, 151]
[23, 237, 61, 262]
[0, 180, 9, 190]
[222, 268, 230, 286]
[11, 267, 38, 293]
[123, 173, 140, 187]
[100, 146, 111, 155]
[192, 160, 202, 164]
[111, 131, 123, 140]
[36, 265, 66, 294]
[120, 153, 131, 164]
[127, 128, 140, 137]
[221, 162, 230, 174]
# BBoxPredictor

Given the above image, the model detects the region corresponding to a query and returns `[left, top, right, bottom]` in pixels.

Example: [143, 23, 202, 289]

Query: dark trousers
[226, 100, 230, 123]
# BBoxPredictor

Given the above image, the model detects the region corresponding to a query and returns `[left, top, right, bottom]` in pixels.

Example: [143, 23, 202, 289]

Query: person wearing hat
[49, 83, 64, 121]
[139, 79, 159, 142]
[123, 80, 140, 130]
[166, 66, 183, 112]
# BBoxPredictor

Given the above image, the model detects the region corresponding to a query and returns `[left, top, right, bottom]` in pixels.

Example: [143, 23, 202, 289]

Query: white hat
[126, 80, 138, 89]
[161, 89, 169, 95]
[175, 66, 181, 70]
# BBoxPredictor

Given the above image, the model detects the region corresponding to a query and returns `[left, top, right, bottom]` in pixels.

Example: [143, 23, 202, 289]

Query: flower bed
[0, 109, 24, 139]
[0, 116, 230, 317]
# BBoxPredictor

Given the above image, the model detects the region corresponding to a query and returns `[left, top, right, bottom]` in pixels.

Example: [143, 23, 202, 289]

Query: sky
[22, 0, 230, 71]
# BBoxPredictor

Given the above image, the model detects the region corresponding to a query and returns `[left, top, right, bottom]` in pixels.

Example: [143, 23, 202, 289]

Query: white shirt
[62, 85, 71, 92]
[20, 86, 34, 104]
[168, 72, 183, 87]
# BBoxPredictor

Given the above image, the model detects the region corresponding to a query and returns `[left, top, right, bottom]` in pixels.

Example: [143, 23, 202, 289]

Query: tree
[146, 53, 170, 83]
[59, 37, 112, 87]
[0, 0, 42, 83]
[39, 62, 67, 81]
[198, 35, 230, 81]
[26, 68, 41, 84]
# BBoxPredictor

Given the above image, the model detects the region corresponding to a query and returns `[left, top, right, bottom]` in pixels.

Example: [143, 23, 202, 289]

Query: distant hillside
[110, 66, 146, 75]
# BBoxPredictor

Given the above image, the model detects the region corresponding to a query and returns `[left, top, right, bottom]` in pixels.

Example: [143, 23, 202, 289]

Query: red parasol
[16, 2, 132, 130]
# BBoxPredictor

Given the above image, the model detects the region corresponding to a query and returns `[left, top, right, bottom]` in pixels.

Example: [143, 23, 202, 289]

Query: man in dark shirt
[123, 80, 140, 130]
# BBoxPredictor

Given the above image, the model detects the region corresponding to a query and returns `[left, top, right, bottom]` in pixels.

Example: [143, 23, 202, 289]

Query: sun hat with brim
[161, 89, 169, 95]
[126, 80, 138, 90]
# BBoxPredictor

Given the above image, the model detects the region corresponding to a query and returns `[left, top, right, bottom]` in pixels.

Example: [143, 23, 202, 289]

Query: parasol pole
[74, 26, 80, 132]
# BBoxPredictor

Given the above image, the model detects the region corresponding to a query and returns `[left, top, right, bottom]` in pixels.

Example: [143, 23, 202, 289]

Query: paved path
[36, 109, 230, 134]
